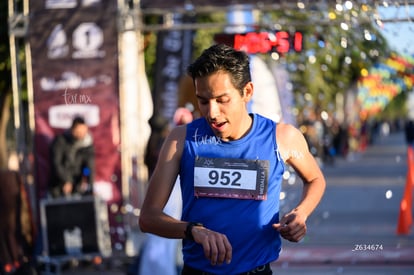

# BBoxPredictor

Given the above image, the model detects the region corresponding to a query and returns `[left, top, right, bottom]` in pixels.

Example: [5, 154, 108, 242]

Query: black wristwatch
[185, 222, 203, 241]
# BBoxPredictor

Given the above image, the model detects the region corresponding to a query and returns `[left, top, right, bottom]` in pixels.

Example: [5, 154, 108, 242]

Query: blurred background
[1, 0, 413, 274]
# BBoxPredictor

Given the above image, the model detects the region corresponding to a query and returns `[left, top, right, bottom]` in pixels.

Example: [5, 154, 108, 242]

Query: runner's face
[195, 71, 253, 141]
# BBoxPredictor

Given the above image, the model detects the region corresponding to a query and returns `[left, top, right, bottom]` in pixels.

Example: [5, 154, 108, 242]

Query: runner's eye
[217, 97, 230, 104]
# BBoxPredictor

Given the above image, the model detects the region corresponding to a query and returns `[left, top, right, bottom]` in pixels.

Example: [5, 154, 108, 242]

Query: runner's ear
[243, 82, 253, 102]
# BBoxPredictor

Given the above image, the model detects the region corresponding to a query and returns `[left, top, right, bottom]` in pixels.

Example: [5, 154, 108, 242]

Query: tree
[267, 4, 390, 120]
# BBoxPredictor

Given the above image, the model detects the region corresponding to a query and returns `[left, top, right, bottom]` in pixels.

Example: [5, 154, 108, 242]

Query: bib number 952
[193, 157, 269, 199]
[208, 170, 241, 186]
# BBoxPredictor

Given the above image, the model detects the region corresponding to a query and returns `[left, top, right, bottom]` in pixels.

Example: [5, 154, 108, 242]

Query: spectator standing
[49, 116, 95, 198]
[405, 119, 414, 147]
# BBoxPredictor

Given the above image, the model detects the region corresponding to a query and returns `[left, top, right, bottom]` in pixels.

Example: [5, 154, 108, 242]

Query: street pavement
[51, 131, 414, 274]
[272, 130, 414, 274]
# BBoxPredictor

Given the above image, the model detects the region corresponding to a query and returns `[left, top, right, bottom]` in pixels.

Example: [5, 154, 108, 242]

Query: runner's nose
[208, 101, 220, 120]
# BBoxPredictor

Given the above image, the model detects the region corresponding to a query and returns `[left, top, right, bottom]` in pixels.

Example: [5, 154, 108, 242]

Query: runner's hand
[192, 226, 232, 266]
[273, 210, 307, 242]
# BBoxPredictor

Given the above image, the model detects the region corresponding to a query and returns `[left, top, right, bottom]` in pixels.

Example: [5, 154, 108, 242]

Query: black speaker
[40, 196, 111, 257]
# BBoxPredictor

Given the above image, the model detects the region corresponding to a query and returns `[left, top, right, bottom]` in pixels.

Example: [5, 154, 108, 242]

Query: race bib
[194, 157, 269, 200]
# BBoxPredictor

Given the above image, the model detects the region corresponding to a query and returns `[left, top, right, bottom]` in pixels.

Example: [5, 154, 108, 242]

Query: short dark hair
[71, 116, 86, 129]
[187, 44, 251, 95]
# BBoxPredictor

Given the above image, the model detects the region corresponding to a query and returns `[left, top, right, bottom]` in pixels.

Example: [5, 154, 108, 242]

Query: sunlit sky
[377, 5, 414, 56]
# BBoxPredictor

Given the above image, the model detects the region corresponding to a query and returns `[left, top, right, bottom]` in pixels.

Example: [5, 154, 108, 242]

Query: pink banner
[29, 0, 123, 249]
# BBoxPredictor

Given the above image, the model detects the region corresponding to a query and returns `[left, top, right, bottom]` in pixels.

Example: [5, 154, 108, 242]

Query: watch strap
[185, 222, 203, 241]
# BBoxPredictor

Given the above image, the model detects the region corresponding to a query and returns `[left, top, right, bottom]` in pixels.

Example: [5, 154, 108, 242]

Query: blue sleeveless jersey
[180, 113, 285, 274]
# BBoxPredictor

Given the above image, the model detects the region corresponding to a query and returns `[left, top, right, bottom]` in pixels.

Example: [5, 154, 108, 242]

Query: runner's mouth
[211, 121, 227, 130]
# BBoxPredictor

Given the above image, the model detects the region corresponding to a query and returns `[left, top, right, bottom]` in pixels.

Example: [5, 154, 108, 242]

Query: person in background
[139, 44, 326, 275]
[49, 116, 95, 198]
[138, 108, 193, 275]
[404, 119, 414, 147]
[173, 107, 194, 127]
[145, 116, 171, 177]
[0, 154, 36, 274]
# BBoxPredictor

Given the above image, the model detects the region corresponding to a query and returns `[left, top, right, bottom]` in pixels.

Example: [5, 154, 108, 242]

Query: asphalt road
[273, 130, 414, 274]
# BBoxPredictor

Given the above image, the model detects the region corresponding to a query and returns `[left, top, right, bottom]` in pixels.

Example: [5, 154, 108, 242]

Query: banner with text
[152, 15, 194, 122]
[29, 0, 123, 249]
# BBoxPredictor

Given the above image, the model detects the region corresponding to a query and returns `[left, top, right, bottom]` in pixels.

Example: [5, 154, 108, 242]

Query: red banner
[29, 0, 123, 248]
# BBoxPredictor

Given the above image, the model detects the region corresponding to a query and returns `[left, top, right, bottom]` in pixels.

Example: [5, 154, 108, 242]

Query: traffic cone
[396, 146, 414, 235]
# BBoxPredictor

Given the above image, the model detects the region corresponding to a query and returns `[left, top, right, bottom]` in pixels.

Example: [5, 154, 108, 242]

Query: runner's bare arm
[139, 125, 233, 265]
[274, 123, 326, 242]
[139, 126, 189, 238]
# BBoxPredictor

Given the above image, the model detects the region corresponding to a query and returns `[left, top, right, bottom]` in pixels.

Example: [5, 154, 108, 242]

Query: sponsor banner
[29, 0, 123, 249]
[271, 64, 297, 125]
[151, 15, 194, 122]
[248, 55, 282, 123]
